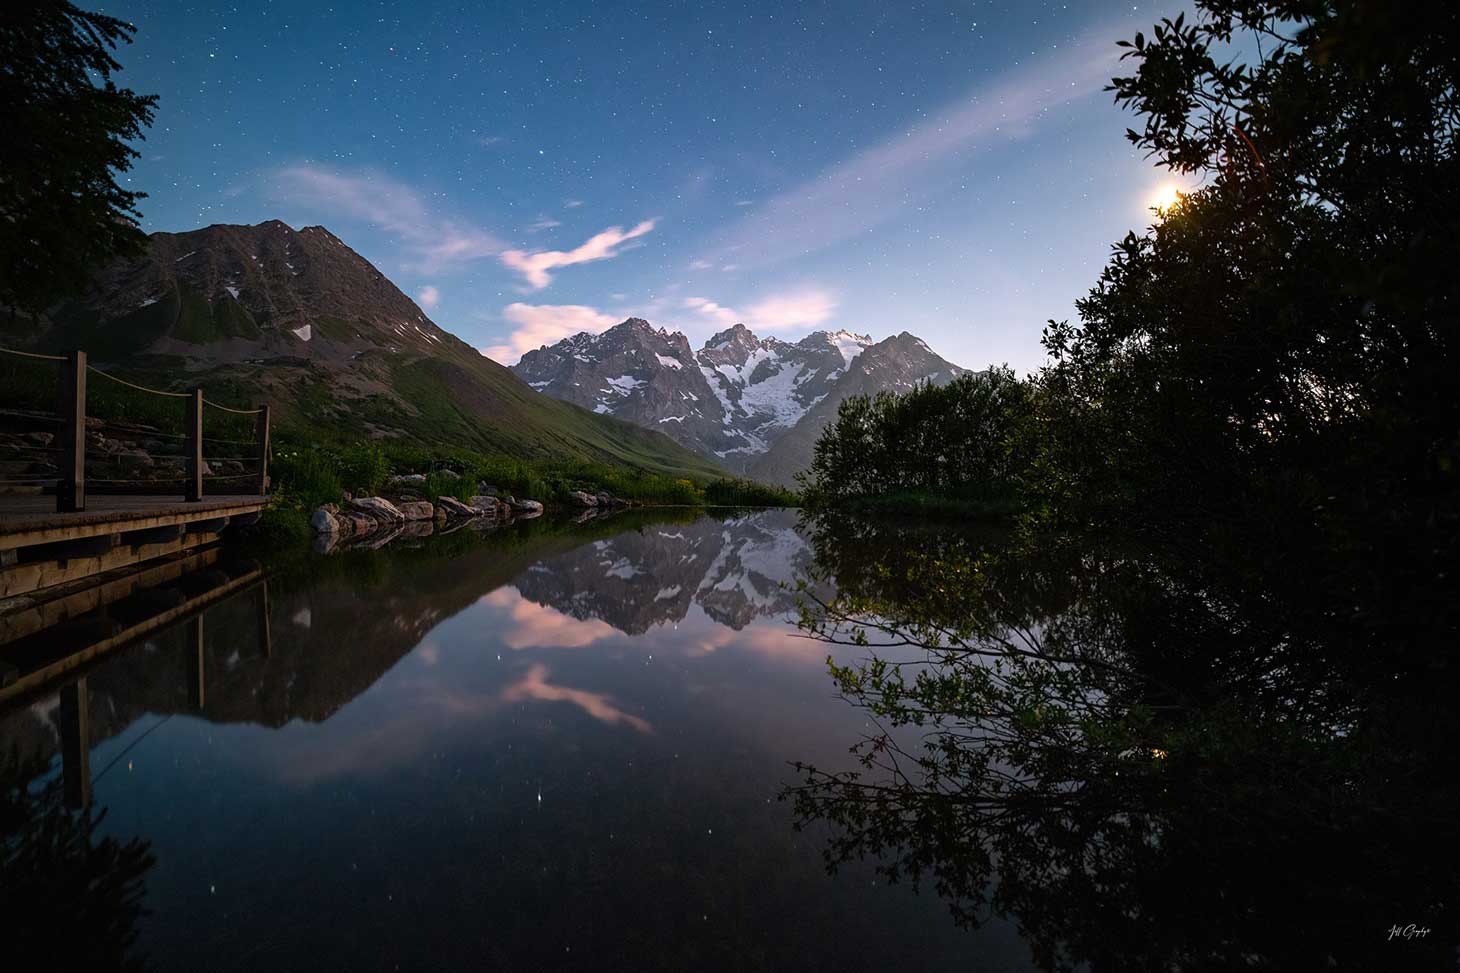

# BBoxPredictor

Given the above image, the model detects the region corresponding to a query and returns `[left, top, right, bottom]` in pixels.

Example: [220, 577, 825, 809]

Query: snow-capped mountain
[512, 318, 966, 480]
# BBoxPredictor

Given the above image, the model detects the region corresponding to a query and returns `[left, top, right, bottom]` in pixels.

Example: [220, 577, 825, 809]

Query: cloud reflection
[501, 664, 652, 733]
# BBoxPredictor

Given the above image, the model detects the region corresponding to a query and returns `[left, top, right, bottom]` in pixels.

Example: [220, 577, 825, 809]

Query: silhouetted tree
[0, 2, 157, 315]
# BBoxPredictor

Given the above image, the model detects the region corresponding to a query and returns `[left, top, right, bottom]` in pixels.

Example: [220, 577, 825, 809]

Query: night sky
[103, 0, 1193, 372]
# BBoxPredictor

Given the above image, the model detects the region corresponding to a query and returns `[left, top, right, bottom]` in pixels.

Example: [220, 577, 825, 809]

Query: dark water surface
[2, 510, 1034, 971]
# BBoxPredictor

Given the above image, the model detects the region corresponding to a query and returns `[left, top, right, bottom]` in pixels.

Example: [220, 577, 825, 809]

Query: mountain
[514, 319, 966, 483]
[11, 221, 720, 479]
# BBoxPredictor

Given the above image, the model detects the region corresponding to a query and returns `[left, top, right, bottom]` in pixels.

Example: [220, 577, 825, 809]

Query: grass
[267, 435, 798, 513]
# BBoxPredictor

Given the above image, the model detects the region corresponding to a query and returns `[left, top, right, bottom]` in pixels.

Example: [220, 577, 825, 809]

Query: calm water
[2, 510, 1035, 971]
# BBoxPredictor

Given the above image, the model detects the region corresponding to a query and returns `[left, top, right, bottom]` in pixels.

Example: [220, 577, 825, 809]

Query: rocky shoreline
[307, 473, 632, 553]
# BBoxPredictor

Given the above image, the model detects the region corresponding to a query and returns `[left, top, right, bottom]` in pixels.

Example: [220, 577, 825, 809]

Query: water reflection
[787, 514, 1460, 970]
[1, 510, 1028, 971]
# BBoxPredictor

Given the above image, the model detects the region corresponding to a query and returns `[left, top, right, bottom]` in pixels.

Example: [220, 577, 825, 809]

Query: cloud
[417, 285, 440, 308]
[482, 302, 621, 363]
[527, 215, 562, 232]
[563, 199, 584, 208]
[734, 199, 754, 207]
[683, 288, 837, 331]
[501, 663, 651, 733]
[477, 135, 507, 147]
[500, 219, 656, 289]
[482, 587, 621, 648]
[688, 258, 714, 271]
[683, 296, 738, 326]
[699, 24, 1126, 268]
[271, 165, 503, 273]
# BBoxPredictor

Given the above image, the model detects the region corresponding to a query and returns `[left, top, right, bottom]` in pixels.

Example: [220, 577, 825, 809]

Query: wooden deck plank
[0, 495, 269, 551]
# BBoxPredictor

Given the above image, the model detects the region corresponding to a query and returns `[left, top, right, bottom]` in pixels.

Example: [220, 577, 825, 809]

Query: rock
[321, 503, 339, 514]
[26, 432, 54, 447]
[396, 500, 435, 521]
[436, 495, 477, 518]
[339, 511, 378, 535]
[349, 496, 405, 523]
[469, 495, 498, 511]
[311, 507, 340, 534]
[385, 472, 427, 489]
[117, 449, 152, 469]
[509, 498, 544, 514]
[594, 491, 614, 506]
[566, 490, 598, 507]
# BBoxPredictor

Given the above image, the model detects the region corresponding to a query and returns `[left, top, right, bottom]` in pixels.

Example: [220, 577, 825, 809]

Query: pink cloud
[500, 220, 656, 289]
[501, 663, 652, 733]
[683, 288, 837, 331]
[417, 285, 440, 308]
[481, 303, 621, 364]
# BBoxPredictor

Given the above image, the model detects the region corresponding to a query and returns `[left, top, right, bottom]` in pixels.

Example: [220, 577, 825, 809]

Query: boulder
[116, 449, 150, 469]
[339, 511, 378, 535]
[385, 472, 427, 489]
[349, 496, 405, 524]
[436, 495, 477, 518]
[566, 490, 598, 507]
[311, 507, 340, 534]
[509, 498, 544, 514]
[396, 500, 435, 521]
[469, 495, 498, 512]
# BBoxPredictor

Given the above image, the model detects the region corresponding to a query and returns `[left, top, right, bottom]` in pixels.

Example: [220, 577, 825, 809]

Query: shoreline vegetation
[250, 435, 801, 548]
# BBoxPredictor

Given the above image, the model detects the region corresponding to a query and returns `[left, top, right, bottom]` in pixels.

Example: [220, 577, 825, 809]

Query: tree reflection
[787, 515, 1457, 969]
[1, 748, 155, 971]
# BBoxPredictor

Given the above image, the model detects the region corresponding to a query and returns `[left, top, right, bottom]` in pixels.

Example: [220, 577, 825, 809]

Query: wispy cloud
[271, 165, 504, 273]
[477, 135, 507, 148]
[502, 663, 651, 733]
[417, 285, 440, 308]
[688, 258, 714, 271]
[527, 215, 562, 232]
[700, 26, 1123, 268]
[683, 288, 837, 331]
[500, 220, 656, 289]
[563, 199, 584, 209]
[482, 302, 621, 364]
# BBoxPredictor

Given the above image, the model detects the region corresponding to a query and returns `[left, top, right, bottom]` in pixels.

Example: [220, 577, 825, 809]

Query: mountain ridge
[513, 318, 967, 484]
[8, 221, 723, 479]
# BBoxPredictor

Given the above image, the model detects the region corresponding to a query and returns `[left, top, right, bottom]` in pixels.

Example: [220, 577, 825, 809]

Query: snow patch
[655, 353, 683, 369]
[292, 324, 313, 341]
[224, 285, 240, 299]
[603, 375, 645, 395]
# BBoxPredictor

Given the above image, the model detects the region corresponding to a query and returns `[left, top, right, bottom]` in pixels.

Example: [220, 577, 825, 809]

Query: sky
[103, 0, 1195, 373]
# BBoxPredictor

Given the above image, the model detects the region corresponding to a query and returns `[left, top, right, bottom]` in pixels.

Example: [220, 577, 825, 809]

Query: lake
[1, 509, 1037, 971]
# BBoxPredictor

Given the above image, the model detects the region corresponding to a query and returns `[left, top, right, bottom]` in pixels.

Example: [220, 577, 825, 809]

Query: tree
[1031, 0, 1459, 662]
[0, 2, 157, 315]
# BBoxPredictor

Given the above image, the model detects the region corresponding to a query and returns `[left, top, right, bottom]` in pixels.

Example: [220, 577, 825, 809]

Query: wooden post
[60, 678, 92, 809]
[58, 349, 87, 513]
[254, 404, 270, 496]
[185, 387, 203, 502]
[185, 613, 205, 709]
[257, 581, 272, 659]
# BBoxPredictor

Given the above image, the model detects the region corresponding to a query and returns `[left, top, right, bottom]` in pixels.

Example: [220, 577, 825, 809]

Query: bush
[337, 443, 387, 497]
[704, 477, 799, 507]
[271, 448, 343, 509]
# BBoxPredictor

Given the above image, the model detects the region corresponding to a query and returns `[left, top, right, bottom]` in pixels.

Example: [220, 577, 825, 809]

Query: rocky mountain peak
[513, 318, 967, 478]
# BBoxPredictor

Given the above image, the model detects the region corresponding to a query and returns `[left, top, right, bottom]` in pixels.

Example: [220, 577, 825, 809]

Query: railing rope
[1, 345, 271, 507]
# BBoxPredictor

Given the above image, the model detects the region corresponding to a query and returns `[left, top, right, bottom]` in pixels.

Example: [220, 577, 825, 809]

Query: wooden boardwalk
[0, 494, 269, 598]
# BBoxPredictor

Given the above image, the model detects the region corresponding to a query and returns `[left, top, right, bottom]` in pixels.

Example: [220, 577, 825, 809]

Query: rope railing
[86, 364, 191, 398]
[0, 344, 271, 509]
[203, 398, 263, 416]
[0, 346, 66, 362]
